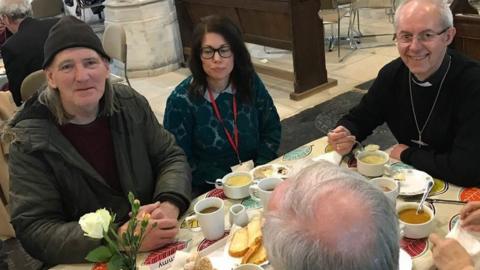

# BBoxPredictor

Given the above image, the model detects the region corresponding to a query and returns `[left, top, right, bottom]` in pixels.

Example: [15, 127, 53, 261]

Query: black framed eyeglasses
[200, 45, 233, 59]
[393, 27, 450, 44]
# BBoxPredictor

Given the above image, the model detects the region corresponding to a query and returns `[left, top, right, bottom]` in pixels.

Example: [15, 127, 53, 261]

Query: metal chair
[348, 0, 396, 39]
[75, 0, 105, 21]
[318, 0, 352, 60]
[31, 0, 64, 19]
[102, 23, 131, 87]
[20, 70, 46, 102]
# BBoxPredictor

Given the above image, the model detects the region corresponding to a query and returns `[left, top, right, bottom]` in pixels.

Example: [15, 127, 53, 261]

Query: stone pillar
[104, 0, 184, 78]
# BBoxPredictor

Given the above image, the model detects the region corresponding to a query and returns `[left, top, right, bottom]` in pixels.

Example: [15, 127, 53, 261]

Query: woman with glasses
[328, 0, 480, 187]
[164, 15, 281, 195]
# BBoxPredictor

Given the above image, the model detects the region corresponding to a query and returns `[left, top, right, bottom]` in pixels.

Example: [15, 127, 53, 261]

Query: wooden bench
[452, 14, 480, 61]
[450, 0, 480, 61]
[174, 0, 337, 100]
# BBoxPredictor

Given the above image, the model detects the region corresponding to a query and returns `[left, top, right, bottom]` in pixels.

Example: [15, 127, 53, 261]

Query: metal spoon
[416, 180, 434, 214]
[354, 140, 364, 152]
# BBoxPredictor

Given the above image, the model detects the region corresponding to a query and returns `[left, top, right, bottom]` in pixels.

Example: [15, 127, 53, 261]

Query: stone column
[104, 0, 184, 78]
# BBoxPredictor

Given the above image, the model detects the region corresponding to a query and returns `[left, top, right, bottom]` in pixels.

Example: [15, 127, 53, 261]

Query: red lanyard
[207, 89, 241, 164]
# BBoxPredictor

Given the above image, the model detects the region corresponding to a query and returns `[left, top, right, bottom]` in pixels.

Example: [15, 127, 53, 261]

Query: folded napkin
[169, 250, 190, 269]
[446, 220, 480, 267]
[312, 151, 343, 165]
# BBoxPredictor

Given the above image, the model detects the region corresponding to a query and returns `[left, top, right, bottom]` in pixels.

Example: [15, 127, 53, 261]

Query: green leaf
[128, 192, 134, 205]
[107, 253, 124, 270]
[85, 245, 113, 262]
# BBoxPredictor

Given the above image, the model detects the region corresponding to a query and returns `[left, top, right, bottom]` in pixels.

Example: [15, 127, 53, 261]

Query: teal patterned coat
[164, 74, 281, 192]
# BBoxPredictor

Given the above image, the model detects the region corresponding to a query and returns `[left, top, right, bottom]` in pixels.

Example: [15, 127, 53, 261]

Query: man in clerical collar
[328, 0, 480, 187]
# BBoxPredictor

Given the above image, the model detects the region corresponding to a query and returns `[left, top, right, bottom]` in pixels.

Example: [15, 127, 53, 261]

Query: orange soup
[399, 208, 431, 224]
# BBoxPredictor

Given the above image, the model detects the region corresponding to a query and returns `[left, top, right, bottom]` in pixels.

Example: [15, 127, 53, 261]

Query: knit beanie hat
[43, 16, 110, 68]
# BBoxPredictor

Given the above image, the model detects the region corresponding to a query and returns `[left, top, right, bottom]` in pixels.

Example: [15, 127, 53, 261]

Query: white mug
[249, 177, 283, 209]
[194, 197, 225, 240]
[370, 177, 400, 203]
[229, 204, 249, 227]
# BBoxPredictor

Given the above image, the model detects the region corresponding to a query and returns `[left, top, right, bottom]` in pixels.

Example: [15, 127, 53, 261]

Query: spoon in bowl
[354, 140, 365, 152]
[416, 180, 434, 215]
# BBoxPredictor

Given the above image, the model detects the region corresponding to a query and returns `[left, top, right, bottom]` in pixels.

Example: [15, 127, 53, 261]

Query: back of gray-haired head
[394, 0, 453, 30]
[0, 0, 31, 20]
[263, 160, 399, 270]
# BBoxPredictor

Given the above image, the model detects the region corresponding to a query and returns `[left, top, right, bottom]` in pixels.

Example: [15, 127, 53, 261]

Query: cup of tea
[249, 177, 283, 209]
[229, 204, 249, 227]
[370, 177, 399, 202]
[215, 172, 253, 199]
[356, 149, 389, 177]
[397, 202, 435, 239]
[194, 197, 225, 240]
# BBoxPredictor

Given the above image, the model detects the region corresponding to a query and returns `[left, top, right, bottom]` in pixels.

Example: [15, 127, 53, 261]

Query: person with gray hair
[0, 0, 58, 105]
[5, 16, 191, 266]
[328, 0, 480, 187]
[263, 160, 400, 270]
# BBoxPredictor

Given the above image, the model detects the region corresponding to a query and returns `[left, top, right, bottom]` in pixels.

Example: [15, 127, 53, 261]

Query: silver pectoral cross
[411, 134, 429, 147]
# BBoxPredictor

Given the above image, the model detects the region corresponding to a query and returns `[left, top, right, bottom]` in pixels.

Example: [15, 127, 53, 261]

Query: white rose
[79, 209, 112, 239]
[95, 209, 112, 232]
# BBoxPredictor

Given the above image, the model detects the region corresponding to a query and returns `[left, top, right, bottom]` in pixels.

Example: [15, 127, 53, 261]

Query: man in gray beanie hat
[42, 15, 110, 68]
[6, 15, 192, 266]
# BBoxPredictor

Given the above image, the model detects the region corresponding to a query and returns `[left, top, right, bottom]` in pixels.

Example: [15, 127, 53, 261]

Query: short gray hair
[38, 79, 116, 125]
[394, 0, 453, 30]
[263, 161, 399, 270]
[0, 0, 32, 20]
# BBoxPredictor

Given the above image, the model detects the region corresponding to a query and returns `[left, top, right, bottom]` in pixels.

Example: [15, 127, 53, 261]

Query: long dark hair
[188, 15, 255, 103]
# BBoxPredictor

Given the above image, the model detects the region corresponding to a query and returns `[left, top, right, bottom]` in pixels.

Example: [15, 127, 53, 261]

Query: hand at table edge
[389, 144, 409, 160]
[429, 233, 474, 270]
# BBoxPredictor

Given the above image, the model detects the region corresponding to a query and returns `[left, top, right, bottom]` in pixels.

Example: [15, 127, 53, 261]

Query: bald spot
[397, 0, 442, 28]
[297, 185, 374, 255]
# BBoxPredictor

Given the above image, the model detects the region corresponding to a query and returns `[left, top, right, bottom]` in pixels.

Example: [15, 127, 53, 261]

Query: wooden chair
[102, 24, 131, 87]
[20, 70, 46, 103]
[0, 91, 16, 238]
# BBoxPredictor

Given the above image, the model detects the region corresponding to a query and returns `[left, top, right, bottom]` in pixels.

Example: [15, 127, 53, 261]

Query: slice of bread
[229, 227, 249, 257]
[247, 216, 262, 247]
[241, 241, 267, 265]
[246, 243, 267, 265]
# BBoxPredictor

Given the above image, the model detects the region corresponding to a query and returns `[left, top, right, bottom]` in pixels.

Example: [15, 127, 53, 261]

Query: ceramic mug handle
[214, 179, 224, 189]
[249, 183, 261, 201]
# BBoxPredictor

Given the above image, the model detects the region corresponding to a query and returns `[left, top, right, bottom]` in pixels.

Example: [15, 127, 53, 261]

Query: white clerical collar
[411, 54, 450, 88]
[204, 84, 234, 102]
[411, 78, 432, 87]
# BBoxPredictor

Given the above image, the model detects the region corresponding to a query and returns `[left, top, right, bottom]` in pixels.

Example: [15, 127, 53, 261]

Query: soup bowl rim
[222, 171, 253, 188]
[397, 202, 434, 226]
[356, 150, 389, 166]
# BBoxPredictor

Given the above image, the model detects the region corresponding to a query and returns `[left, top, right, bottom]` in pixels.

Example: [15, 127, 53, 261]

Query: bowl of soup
[215, 172, 253, 199]
[397, 202, 435, 239]
[356, 149, 389, 177]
